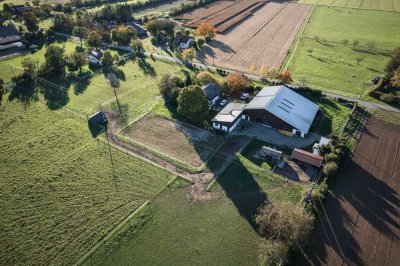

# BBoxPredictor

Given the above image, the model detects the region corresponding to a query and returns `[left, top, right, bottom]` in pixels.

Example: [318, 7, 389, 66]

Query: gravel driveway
[230, 122, 321, 148]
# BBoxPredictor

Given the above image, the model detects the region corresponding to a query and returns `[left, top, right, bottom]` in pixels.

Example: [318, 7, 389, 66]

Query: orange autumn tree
[279, 70, 293, 84]
[196, 22, 217, 39]
[226, 73, 249, 91]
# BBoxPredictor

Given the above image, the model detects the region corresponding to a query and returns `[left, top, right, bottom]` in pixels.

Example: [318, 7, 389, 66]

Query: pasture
[299, 0, 400, 12]
[196, 2, 312, 72]
[120, 113, 222, 169]
[0, 98, 175, 266]
[286, 6, 400, 98]
[97, 139, 307, 265]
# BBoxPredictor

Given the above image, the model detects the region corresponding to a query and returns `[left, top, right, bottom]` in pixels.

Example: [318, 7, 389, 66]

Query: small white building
[212, 103, 246, 132]
[88, 50, 103, 65]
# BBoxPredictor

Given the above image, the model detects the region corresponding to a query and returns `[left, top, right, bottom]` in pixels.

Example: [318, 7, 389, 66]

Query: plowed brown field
[196, 2, 312, 72]
[299, 118, 400, 266]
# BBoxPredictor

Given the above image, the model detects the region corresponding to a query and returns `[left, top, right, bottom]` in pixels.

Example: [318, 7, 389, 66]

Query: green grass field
[0, 98, 175, 266]
[0, 38, 78, 84]
[299, 0, 400, 12]
[0, 55, 190, 265]
[286, 6, 400, 98]
[100, 140, 306, 265]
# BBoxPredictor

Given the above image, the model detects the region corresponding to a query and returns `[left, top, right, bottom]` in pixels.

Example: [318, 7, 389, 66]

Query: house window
[222, 125, 228, 131]
[213, 122, 220, 129]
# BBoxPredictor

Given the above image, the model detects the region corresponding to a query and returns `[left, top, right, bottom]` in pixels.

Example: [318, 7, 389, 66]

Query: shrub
[196, 71, 215, 85]
[324, 153, 339, 163]
[323, 162, 338, 177]
[380, 93, 398, 104]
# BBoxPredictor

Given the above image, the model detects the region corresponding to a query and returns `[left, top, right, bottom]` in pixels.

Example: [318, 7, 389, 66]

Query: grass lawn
[370, 108, 400, 125]
[99, 140, 306, 265]
[286, 6, 400, 99]
[307, 95, 352, 136]
[299, 0, 400, 12]
[0, 97, 175, 266]
[0, 37, 78, 83]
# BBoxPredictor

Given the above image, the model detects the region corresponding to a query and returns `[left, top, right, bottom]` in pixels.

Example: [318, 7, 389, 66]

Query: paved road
[145, 52, 400, 114]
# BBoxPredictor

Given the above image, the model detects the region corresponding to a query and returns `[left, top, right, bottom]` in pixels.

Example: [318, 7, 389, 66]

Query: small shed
[88, 111, 107, 125]
[260, 146, 282, 160]
[291, 148, 323, 168]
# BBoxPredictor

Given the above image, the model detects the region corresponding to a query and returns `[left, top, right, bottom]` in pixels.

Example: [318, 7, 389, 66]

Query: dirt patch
[274, 158, 317, 182]
[300, 118, 400, 265]
[196, 2, 312, 72]
[121, 113, 221, 168]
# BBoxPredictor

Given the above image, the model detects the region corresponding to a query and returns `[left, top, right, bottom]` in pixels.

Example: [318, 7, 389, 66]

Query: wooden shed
[291, 148, 323, 168]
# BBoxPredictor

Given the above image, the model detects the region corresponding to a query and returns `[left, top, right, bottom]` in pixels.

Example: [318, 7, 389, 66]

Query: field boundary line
[73, 200, 150, 266]
[311, 2, 400, 13]
[281, 4, 315, 71]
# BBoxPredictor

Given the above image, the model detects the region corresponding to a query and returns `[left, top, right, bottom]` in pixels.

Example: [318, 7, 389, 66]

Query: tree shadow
[137, 57, 156, 76]
[8, 81, 40, 106]
[208, 40, 235, 53]
[102, 67, 126, 81]
[213, 158, 268, 230]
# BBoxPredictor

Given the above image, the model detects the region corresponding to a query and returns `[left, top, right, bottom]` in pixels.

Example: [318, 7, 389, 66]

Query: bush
[258, 239, 289, 266]
[323, 162, 338, 177]
[324, 153, 339, 163]
[380, 93, 399, 104]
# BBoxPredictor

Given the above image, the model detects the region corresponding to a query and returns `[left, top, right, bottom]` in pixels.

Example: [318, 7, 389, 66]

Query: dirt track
[300, 118, 400, 265]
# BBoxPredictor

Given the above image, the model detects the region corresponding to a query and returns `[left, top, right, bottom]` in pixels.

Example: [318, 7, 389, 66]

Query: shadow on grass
[8, 80, 40, 106]
[137, 57, 156, 76]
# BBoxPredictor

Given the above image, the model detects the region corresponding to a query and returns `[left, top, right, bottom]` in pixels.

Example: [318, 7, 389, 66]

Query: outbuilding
[212, 103, 246, 132]
[175, 34, 194, 50]
[291, 148, 323, 168]
[0, 24, 24, 52]
[88, 111, 108, 125]
[88, 50, 103, 65]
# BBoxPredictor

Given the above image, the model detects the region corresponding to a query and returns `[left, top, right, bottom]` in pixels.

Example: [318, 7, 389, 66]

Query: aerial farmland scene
[0, 0, 399, 265]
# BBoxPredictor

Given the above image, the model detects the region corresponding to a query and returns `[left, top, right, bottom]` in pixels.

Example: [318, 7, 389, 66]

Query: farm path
[105, 113, 250, 201]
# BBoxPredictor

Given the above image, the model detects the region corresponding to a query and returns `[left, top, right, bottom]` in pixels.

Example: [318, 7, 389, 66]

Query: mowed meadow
[299, 0, 400, 12]
[0, 55, 186, 265]
[286, 6, 400, 98]
[0, 99, 175, 265]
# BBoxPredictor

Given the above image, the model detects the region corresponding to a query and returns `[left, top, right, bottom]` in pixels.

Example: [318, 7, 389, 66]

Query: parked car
[260, 76, 268, 83]
[219, 99, 228, 107]
[240, 93, 249, 100]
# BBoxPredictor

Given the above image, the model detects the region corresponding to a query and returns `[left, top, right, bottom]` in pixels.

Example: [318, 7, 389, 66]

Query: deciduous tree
[195, 22, 216, 39]
[23, 11, 39, 32]
[196, 71, 215, 85]
[130, 38, 144, 56]
[44, 45, 66, 73]
[111, 25, 137, 46]
[226, 73, 249, 91]
[279, 70, 293, 84]
[181, 47, 196, 61]
[72, 26, 87, 48]
[390, 68, 400, 88]
[177, 85, 209, 123]
[87, 31, 102, 49]
[68, 52, 87, 73]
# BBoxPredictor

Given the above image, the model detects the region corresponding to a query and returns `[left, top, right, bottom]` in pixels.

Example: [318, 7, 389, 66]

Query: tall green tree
[44, 45, 66, 73]
[23, 11, 39, 32]
[177, 85, 209, 123]
[72, 26, 87, 48]
[87, 31, 102, 49]
[68, 52, 87, 73]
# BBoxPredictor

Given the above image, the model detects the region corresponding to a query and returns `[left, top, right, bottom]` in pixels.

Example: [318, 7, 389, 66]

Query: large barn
[212, 85, 319, 137]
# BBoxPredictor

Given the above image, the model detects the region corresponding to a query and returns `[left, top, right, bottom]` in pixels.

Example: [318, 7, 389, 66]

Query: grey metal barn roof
[0, 25, 21, 45]
[245, 86, 319, 134]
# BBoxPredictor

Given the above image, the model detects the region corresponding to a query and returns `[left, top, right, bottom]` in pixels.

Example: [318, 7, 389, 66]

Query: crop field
[99, 139, 307, 265]
[196, 2, 313, 72]
[299, 0, 400, 12]
[120, 113, 222, 168]
[0, 98, 175, 266]
[286, 6, 400, 98]
[176, 0, 268, 33]
[299, 118, 400, 265]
